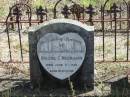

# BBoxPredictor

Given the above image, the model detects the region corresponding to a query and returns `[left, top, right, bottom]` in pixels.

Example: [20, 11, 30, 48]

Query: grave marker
[28, 19, 94, 90]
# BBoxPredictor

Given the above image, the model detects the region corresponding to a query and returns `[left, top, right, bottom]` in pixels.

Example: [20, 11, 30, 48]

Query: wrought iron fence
[0, 0, 130, 64]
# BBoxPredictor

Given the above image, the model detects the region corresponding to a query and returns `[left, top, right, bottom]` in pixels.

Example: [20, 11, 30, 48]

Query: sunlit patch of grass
[1, 89, 11, 97]
[22, 42, 29, 53]
[95, 45, 103, 51]
[95, 62, 130, 96]
[80, 0, 96, 6]
[0, 6, 6, 18]
[32, 0, 45, 8]
[124, 40, 130, 46]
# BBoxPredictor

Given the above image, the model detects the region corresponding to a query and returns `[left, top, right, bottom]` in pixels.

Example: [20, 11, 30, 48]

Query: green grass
[0, 0, 129, 18]
[0, 7, 6, 17]
[32, 0, 45, 8]
[80, 0, 97, 6]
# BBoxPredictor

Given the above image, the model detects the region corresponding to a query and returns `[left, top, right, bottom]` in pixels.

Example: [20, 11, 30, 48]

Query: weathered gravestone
[28, 19, 94, 90]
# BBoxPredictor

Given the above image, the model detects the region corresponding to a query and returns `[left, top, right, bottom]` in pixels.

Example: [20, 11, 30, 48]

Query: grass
[1, 40, 129, 97]
[68, 78, 76, 96]
[0, 32, 130, 96]
[80, 0, 97, 6]
[0, 0, 129, 96]
[1, 0, 128, 13]
[32, 0, 45, 8]
[1, 89, 11, 97]
[0, 7, 5, 17]
[0, 0, 129, 18]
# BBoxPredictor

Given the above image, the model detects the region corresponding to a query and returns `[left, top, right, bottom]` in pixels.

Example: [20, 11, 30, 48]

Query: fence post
[127, 1, 130, 61]
[61, 5, 70, 18]
[86, 4, 95, 26]
[13, 6, 23, 61]
[110, 3, 120, 61]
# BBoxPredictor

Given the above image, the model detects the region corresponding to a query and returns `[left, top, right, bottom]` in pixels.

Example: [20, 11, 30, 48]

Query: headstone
[28, 19, 94, 90]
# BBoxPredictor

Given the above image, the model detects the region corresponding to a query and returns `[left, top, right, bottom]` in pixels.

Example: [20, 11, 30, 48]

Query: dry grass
[0, 31, 130, 96]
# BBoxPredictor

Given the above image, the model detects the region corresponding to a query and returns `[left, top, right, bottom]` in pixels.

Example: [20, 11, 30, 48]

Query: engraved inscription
[37, 33, 86, 80]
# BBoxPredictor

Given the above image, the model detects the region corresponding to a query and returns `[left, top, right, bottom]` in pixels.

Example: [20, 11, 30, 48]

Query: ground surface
[0, 0, 129, 96]
[0, 30, 130, 96]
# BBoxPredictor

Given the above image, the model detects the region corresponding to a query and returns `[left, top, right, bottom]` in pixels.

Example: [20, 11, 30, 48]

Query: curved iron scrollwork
[5, 3, 32, 62]
[54, 0, 83, 19]
[54, 0, 62, 19]
[0, 0, 129, 63]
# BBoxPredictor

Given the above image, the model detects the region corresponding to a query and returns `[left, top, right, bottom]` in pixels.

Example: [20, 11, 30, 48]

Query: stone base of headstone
[28, 19, 94, 91]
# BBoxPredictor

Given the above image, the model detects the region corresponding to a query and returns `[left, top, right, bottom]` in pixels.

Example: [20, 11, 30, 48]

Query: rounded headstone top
[28, 19, 94, 32]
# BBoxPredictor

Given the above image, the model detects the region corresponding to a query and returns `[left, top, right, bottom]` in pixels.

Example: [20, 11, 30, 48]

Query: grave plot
[0, 0, 129, 96]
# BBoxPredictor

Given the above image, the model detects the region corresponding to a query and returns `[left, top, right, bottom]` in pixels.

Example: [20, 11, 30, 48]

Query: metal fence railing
[0, 0, 130, 63]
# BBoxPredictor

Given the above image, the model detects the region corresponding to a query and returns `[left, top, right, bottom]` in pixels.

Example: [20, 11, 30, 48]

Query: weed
[68, 78, 76, 97]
